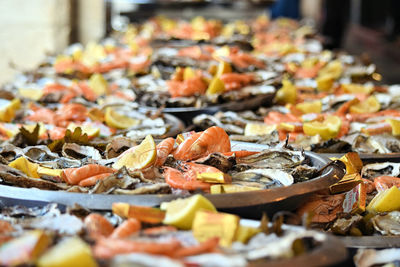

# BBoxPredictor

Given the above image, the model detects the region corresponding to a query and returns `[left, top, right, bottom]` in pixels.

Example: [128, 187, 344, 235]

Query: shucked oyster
[236, 149, 305, 170]
[371, 211, 400, 236]
[232, 168, 294, 189]
[361, 162, 400, 179]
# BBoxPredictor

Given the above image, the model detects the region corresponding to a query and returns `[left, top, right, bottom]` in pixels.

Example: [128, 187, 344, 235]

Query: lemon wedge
[183, 67, 196, 80]
[303, 115, 341, 140]
[244, 123, 276, 136]
[0, 98, 21, 122]
[88, 73, 108, 96]
[215, 61, 232, 77]
[296, 100, 322, 114]
[8, 157, 40, 178]
[37, 166, 63, 177]
[112, 135, 156, 170]
[23, 123, 47, 137]
[104, 107, 139, 129]
[67, 123, 100, 138]
[275, 79, 297, 104]
[367, 186, 400, 213]
[349, 95, 380, 114]
[162, 194, 216, 230]
[342, 83, 373, 94]
[18, 88, 43, 101]
[387, 119, 400, 136]
[206, 77, 225, 95]
[37, 237, 97, 267]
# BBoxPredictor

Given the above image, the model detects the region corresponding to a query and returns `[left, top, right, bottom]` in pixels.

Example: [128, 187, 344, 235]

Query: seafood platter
[0, 13, 400, 266]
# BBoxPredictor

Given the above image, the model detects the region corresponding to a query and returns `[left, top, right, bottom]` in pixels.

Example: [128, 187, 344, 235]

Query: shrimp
[78, 173, 112, 187]
[25, 108, 56, 125]
[374, 176, 400, 192]
[143, 226, 177, 235]
[336, 98, 360, 117]
[167, 76, 208, 98]
[361, 123, 392, 136]
[0, 220, 13, 234]
[164, 167, 212, 191]
[155, 137, 175, 167]
[174, 126, 230, 161]
[173, 237, 219, 258]
[110, 218, 141, 239]
[229, 52, 265, 69]
[84, 213, 114, 239]
[54, 103, 87, 127]
[48, 127, 67, 140]
[219, 73, 254, 91]
[173, 132, 202, 160]
[93, 237, 182, 259]
[62, 164, 115, 185]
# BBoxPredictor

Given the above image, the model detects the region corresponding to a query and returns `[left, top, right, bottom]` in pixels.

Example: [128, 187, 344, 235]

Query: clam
[361, 162, 400, 179]
[371, 211, 400, 236]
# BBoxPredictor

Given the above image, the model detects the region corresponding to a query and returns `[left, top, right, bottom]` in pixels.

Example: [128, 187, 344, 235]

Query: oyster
[236, 149, 305, 170]
[194, 153, 236, 173]
[361, 162, 400, 179]
[371, 211, 400, 236]
[62, 143, 102, 161]
[232, 168, 294, 188]
[354, 248, 400, 267]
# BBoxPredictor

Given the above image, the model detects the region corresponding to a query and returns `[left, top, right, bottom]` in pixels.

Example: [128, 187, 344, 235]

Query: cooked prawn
[93, 237, 182, 259]
[84, 213, 114, 239]
[155, 137, 175, 167]
[110, 218, 141, 239]
[361, 123, 392, 136]
[78, 173, 113, 187]
[143, 226, 177, 235]
[374, 176, 400, 192]
[167, 76, 208, 98]
[219, 73, 254, 91]
[174, 126, 230, 161]
[62, 164, 115, 185]
[164, 167, 212, 191]
[173, 237, 219, 258]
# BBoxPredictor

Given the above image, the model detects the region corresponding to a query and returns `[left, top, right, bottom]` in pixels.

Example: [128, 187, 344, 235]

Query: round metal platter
[161, 113, 186, 137]
[339, 236, 400, 249]
[0, 142, 345, 216]
[140, 93, 275, 123]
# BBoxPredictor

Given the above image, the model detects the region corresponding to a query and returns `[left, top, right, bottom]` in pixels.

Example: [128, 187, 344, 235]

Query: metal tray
[321, 153, 400, 163]
[0, 142, 345, 218]
[162, 113, 186, 137]
[141, 93, 275, 124]
[339, 236, 400, 249]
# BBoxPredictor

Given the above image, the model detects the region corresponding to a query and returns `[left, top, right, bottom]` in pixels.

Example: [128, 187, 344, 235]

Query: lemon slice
[342, 83, 373, 94]
[112, 134, 156, 170]
[206, 77, 225, 95]
[162, 194, 216, 230]
[23, 123, 47, 137]
[349, 95, 380, 114]
[8, 157, 40, 178]
[105, 107, 139, 129]
[18, 88, 43, 101]
[387, 119, 400, 136]
[88, 73, 108, 96]
[183, 67, 196, 80]
[215, 61, 232, 77]
[244, 123, 276, 136]
[0, 98, 21, 122]
[296, 100, 322, 114]
[67, 123, 100, 138]
[303, 115, 341, 140]
[275, 79, 297, 104]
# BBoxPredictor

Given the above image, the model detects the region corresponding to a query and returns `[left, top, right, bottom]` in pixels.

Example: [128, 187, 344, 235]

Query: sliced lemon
[303, 115, 341, 140]
[0, 123, 20, 138]
[244, 123, 276, 136]
[88, 73, 108, 96]
[275, 79, 297, 104]
[349, 95, 380, 114]
[37, 166, 63, 177]
[23, 123, 47, 137]
[8, 157, 40, 178]
[213, 46, 230, 60]
[18, 88, 43, 101]
[318, 60, 342, 79]
[67, 123, 100, 138]
[367, 186, 400, 213]
[296, 100, 322, 114]
[316, 75, 334, 92]
[342, 83, 373, 94]
[387, 119, 400, 136]
[104, 107, 139, 129]
[162, 194, 216, 230]
[0, 98, 21, 122]
[112, 134, 156, 170]
[37, 237, 97, 267]
[215, 61, 232, 77]
[206, 77, 225, 95]
[183, 67, 196, 80]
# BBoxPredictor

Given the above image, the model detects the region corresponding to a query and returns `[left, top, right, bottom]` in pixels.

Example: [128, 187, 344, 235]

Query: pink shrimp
[25, 108, 56, 125]
[155, 137, 175, 167]
[93, 237, 182, 259]
[110, 218, 141, 239]
[78, 173, 112, 187]
[173, 237, 219, 258]
[374, 176, 400, 192]
[62, 164, 115, 185]
[167, 76, 208, 98]
[219, 73, 255, 91]
[163, 167, 212, 191]
[174, 126, 231, 161]
[84, 213, 114, 239]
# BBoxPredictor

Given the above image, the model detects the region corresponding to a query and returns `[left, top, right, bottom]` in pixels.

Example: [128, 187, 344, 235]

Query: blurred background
[1, 0, 399, 84]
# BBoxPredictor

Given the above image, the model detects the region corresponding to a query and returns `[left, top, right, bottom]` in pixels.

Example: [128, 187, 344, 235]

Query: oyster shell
[236, 149, 305, 170]
[62, 143, 102, 161]
[371, 211, 400, 236]
[361, 162, 400, 179]
[232, 168, 294, 188]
